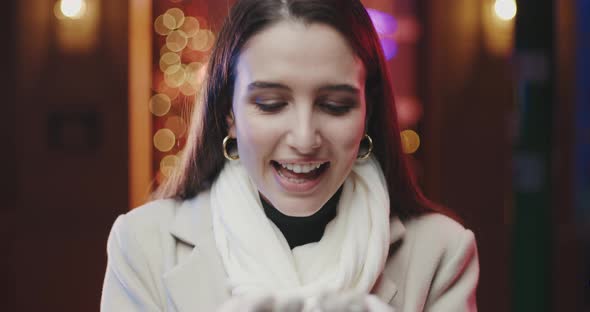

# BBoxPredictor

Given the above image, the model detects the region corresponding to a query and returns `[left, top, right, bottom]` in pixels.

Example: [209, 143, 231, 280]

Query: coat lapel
[373, 216, 406, 304]
[163, 192, 230, 311]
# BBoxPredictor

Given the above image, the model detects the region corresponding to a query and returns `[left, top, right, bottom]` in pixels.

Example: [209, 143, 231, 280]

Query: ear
[226, 111, 236, 138]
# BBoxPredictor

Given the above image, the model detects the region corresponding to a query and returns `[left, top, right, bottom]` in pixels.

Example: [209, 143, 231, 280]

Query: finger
[365, 295, 395, 312]
[274, 297, 304, 312]
[319, 292, 367, 312]
[250, 295, 274, 312]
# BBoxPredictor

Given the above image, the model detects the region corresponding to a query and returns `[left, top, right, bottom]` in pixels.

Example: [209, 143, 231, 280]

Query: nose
[285, 112, 322, 154]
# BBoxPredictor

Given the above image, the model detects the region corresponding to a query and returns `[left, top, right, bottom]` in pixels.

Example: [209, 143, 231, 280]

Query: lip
[270, 160, 328, 193]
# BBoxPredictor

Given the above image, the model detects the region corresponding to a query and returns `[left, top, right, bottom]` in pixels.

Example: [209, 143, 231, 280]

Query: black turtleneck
[260, 187, 342, 249]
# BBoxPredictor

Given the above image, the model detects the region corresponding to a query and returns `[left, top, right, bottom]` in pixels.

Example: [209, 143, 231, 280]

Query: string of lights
[151, 3, 215, 185]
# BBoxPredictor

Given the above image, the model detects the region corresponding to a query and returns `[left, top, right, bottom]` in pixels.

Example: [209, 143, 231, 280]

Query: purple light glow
[366, 8, 398, 60]
[366, 8, 398, 36]
[380, 38, 398, 60]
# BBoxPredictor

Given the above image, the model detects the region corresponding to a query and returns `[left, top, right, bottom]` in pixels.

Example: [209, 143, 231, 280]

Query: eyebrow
[247, 81, 291, 91]
[247, 81, 360, 95]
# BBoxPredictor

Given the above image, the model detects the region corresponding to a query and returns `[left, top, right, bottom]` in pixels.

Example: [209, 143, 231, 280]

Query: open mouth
[270, 160, 330, 192]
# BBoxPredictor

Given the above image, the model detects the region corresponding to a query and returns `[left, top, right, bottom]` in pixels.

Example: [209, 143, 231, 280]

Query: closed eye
[319, 103, 353, 115]
[317, 95, 358, 115]
[254, 101, 288, 113]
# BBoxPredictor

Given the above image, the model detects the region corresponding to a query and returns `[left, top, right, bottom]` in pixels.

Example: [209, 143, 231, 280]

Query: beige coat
[101, 191, 479, 311]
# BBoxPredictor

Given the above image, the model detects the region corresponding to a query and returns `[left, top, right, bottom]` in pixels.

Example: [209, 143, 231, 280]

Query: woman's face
[229, 20, 367, 216]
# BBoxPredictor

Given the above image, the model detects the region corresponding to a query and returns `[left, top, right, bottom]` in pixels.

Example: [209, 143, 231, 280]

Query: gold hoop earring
[357, 134, 373, 160]
[222, 136, 239, 161]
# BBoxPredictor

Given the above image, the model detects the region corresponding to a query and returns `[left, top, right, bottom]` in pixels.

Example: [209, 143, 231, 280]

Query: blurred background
[2, 0, 588, 311]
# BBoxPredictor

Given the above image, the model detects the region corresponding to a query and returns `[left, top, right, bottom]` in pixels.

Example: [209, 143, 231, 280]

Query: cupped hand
[217, 292, 393, 312]
[217, 294, 304, 312]
[317, 292, 395, 312]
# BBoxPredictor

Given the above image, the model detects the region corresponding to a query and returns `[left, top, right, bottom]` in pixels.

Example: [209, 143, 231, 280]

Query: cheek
[337, 129, 364, 157]
[324, 116, 366, 155]
[235, 113, 281, 161]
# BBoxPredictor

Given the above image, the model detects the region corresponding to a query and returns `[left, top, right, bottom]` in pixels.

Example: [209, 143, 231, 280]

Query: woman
[101, 0, 479, 311]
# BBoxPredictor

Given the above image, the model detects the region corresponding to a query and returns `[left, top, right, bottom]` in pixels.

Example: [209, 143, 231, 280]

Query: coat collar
[389, 214, 406, 245]
[168, 190, 212, 247]
[163, 191, 230, 311]
[372, 215, 405, 304]
[163, 191, 406, 310]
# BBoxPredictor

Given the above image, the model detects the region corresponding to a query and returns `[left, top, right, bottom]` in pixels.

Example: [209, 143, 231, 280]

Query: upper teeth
[280, 162, 324, 173]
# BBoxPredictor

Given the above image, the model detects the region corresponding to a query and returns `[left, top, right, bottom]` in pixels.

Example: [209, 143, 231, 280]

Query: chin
[275, 191, 336, 217]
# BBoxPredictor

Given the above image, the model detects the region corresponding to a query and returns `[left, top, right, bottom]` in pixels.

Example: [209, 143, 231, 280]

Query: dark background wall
[416, 0, 585, 310]
[6, 0, 129, 310]
[2, 0, 17, 310]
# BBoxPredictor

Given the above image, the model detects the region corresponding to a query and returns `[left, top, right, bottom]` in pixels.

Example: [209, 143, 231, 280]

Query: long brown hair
[154, 0, 444, 220]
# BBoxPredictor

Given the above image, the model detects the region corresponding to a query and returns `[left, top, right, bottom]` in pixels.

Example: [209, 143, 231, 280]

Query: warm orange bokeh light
[166, 30, 189, 52]
[188, 29, 215, 51]
[401, 129, 421, 154]
[180, 17, 201, 37]
[153, 129, 176, 152]
[160, 154, 180, 177]
[154, 14, 175, 35]
[149, 94, 172, 117]
[165, 8, 186, 29]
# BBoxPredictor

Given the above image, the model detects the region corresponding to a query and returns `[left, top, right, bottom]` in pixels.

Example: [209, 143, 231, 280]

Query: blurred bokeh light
[366, 8, 398, 60]
[165, 8, 185, 29]
[160, 154, 180, 177]
[180, 17, 201, 37]
[494, 0, 517, 21]
[401, 129, 420, 154]
[153, 128, 176, 152]
[55, 0, 87, 20]
[149, 94, 172, 117]
[166, 30, 189, 52]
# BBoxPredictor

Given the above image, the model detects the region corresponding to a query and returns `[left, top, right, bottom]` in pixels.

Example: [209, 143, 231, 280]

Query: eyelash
[253, 101, 354, 115]
[319, 102, 353, 115]
[254, 101, 288, 113]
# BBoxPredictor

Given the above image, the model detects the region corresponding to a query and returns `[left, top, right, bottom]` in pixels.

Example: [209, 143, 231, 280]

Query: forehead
[235, 20, 365, 87]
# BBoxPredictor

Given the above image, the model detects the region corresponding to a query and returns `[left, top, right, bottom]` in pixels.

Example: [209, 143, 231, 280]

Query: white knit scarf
[210, 156, 391, 304]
